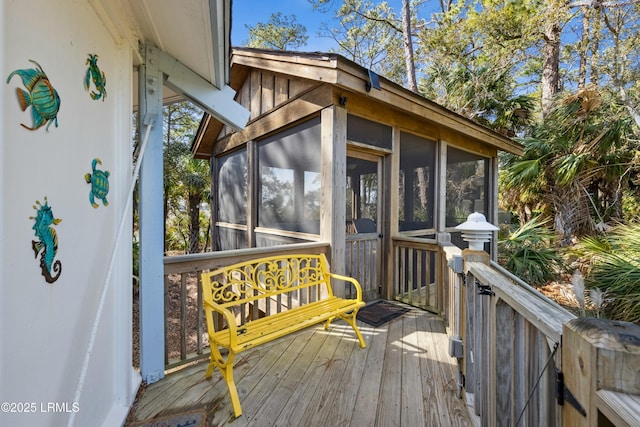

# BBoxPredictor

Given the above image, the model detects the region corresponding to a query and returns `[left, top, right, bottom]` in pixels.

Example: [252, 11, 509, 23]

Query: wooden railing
[162, 242, 330, 369]
[161, 237, 640, 426]
[346, 233, 378, 300]
[440, 244, 640, 427]
[392, 237, 441, 313]
[465, 260, 574, 426]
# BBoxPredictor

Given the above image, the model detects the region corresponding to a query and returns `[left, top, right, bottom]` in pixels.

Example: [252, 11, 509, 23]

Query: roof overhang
[95, 0, 249, 129]
[129, 0, 230, 88]
[228, 48, 523, 156]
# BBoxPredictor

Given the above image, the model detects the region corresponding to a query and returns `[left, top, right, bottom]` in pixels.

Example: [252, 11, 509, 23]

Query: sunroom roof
[192, 47, 524, 157]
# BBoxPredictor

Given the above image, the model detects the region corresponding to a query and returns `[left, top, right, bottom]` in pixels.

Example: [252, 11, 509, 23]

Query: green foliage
[622, 190, 640, 221]
[321, 0, 407, 85]
[246, 12, 308, 50]
[500, 86, 637, 242]
[419, 64, 535, 135]
[260, 168, 295, 223]
[416, 0, 540, 135]
[163, 101, 209, 253]
[572, 223, 640, 324]
[498, 216, 564, 287]
[132, 238, 139, 287]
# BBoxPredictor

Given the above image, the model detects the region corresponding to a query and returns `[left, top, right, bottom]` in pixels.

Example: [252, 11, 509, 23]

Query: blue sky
[231, 0, 341, 51]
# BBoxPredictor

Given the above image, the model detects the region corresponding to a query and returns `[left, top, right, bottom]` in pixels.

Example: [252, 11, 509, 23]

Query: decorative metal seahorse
[84, 54, 107, 101]
[29, 197, 62, 283]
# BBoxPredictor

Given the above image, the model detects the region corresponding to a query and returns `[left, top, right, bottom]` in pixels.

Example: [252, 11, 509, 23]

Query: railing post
[456, 213, 499, 427]
[461, 248, 491, 268]
[561, 318, 640, 426]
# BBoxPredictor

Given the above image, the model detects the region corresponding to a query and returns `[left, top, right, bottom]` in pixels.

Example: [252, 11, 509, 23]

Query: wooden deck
[126, 305, 477, 427]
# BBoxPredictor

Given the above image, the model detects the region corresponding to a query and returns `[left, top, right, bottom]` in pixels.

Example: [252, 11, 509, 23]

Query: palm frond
[498, 216, 563, 287]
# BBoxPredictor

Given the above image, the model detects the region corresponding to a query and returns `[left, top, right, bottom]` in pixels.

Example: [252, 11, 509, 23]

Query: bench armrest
[327, 272, 363, 301]
[204, 300, 239, 349]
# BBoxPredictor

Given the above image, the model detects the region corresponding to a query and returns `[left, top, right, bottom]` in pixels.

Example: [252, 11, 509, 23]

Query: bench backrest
[201, 254, 333, 325]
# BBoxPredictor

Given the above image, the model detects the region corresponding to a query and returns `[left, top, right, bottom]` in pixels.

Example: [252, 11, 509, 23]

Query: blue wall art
[30, 197, 62, 283]
[7, 60, 61, 131]
[85, 158, 110, 208]
[84, 54, 107, 101]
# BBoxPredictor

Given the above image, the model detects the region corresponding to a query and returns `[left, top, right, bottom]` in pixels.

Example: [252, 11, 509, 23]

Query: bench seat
[211, 296, 364, 352]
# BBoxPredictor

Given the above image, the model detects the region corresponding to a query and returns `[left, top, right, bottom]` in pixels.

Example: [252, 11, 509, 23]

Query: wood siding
[222, 70, 318, 138]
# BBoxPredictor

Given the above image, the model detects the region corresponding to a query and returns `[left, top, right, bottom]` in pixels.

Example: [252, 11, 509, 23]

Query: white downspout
[67, 116, 156, 427]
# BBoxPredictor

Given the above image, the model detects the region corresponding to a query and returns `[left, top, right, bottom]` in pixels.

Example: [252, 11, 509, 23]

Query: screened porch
[210, 102, 502, 309]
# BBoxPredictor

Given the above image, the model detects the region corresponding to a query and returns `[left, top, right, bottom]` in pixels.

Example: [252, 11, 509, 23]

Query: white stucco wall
[1, 1, 137, 425]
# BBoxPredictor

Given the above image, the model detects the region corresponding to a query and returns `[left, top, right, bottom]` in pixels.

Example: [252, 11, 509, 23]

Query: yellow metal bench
[201, 253, 367, 417]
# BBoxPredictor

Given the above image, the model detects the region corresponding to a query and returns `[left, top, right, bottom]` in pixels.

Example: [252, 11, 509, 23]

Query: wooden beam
[595, 390, 640, 427]
[232, 50, 340, 84]
[213, 84, 332, 156]
[158, 49, 249, 130]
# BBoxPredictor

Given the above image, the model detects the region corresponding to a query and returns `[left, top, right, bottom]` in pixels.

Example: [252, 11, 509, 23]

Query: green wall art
[85, 158, 110, 208]
[30, 197, 62, 283]
[6, 60, 61, 131]
[84, 54, 107, 101]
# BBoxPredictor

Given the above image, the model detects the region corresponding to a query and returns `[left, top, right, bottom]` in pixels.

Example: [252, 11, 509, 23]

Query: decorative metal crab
[84, 54, 107, 101]
[6, 60, 61, 131]
[85, 158, 110, 208]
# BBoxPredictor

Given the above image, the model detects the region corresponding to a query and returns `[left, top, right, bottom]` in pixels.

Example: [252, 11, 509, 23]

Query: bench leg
[205, 346, 243, 417]
[221, 355, 242, 417]
[325, 312, 367, 349]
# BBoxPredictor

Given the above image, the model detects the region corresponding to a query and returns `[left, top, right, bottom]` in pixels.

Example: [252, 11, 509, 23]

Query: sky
[231, 0, 341, 51]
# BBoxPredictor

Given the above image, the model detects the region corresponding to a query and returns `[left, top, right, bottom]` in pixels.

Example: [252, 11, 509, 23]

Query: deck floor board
[127, 305, 476, 426]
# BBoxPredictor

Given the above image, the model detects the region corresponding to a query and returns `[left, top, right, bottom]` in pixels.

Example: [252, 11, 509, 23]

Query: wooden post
[383, 129, 400, 301]
[320, 105, 347, 295]
[562, 318, 640, 426]
[462, 249, 491, 423]
[462, 249, 491, 268]
[494, 300, 515, 426]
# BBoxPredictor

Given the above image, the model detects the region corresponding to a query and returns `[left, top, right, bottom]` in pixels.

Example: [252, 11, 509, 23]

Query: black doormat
[356, 300, 410, 327]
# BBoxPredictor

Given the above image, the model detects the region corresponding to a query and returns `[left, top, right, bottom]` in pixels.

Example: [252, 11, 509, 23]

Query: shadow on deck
[126, 305, 477, 426]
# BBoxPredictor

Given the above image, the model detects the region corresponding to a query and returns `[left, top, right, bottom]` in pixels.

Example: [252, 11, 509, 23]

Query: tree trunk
[188, 191, 201, 253]
[541, 16, 562, 117]
[417, 168, 428, 210]
[590, 9, 601, 86]
[401, 0, 418, 92]
[163, 183, 169, 254]
[602, 6, 640, 128]
[578, 7, 590, 89]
